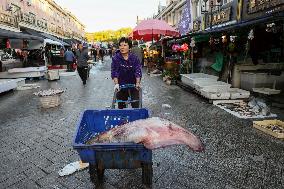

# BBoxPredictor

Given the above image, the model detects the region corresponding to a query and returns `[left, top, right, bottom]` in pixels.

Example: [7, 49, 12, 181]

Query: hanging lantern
[230, 36, 237, 43]
[221, 35, 227, 43]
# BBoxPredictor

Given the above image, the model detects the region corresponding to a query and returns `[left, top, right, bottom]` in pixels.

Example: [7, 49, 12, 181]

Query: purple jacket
[111, 51, 142, 85]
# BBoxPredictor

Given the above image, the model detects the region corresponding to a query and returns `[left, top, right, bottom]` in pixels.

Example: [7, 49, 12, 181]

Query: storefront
[0, 28, 44, 72]
[181, 0, 284, 91]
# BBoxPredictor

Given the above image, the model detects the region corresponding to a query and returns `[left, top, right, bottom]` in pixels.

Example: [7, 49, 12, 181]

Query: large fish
[86, 117, 204, 152]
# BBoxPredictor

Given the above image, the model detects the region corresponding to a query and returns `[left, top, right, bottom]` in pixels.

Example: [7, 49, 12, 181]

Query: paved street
[0, 57, 284, 189]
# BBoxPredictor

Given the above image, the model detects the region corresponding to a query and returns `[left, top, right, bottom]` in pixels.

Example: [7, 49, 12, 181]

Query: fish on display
[86, 117, 204, 152]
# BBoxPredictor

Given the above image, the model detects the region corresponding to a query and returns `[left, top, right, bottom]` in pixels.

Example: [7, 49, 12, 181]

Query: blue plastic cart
[73, 108, 153, 186]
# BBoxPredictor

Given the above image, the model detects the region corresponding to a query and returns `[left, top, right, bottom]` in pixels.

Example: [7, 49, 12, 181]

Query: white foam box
[200, 89, 230, 100]
[228, 88, 250, 99]
[180, 74, 218, 87]
[0, 79, 17, 93]
[195, 81, 231, 92]
[14, 78, 26, 87]
[252, 88, 281, 95]
[46, 70, 60, 81]
[181, 73, 219, 80]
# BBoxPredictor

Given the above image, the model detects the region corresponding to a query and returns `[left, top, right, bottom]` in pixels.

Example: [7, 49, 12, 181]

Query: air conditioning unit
[6, 3, 13, 11]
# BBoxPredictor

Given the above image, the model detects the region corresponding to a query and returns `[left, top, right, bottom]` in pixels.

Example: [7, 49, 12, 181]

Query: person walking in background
[111, 46, 117, 56]
[93, 47, 98, 62]
[75, 42, 90, 85]
[99, 47, 105, 62]
[22, 48, 29, 67]
[64, 48, 75, 72]
[131, 41, 143, 65]
[111, 37, 142, 109]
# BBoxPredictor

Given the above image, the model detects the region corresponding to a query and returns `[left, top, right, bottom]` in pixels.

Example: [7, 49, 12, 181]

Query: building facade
[0, 0, 85, 40]
[153, 0, 235, 33]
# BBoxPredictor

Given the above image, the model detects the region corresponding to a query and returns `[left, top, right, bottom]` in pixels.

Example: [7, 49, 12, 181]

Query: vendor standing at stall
[111, 37, 142, 109]
[64, 48, 75, 72]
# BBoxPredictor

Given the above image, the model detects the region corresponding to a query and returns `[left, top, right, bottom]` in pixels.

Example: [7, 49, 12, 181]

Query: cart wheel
[142, 163, 153, 187]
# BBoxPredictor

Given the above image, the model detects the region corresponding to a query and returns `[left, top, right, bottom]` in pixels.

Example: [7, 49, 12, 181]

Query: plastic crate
[72, 109, 152, 167]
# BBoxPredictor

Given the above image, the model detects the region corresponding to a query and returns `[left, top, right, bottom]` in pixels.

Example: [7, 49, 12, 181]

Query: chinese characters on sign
[0, 11, 16, 27]
[243, 0, 284, 21]
[205, 7, 231, 28]
[248, 0, 283, 14]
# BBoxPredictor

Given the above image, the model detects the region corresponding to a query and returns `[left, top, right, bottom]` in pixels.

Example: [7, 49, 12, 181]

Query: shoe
[83, 81, 86, 85]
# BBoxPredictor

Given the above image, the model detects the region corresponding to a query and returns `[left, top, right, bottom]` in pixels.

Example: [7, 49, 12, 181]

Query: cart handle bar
[119, 84, 136, 89]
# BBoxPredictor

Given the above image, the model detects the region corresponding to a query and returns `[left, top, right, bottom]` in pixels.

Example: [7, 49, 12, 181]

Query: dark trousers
[77, 66, 88, 83]
[117, 88, 139, 109]
[66, 61, 73, 71]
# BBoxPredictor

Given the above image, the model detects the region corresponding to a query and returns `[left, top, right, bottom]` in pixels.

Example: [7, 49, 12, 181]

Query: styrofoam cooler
[228, 88, 250, 99]
[47, 70, 60, 81]
[200, 89, 230, 100]
[181, 73, 219, 80]
[195, 81, 231, 92]
[0, 79, 17, 93]
[180, 74, 219, 87]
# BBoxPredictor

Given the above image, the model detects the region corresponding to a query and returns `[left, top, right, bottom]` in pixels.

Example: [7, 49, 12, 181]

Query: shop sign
[193, 20, 201, 32]
[248, 0, 283, 14]
[56, 26, 64, 36]
[36, 19, 47, 29]
[48, 23, 56, 33]
[22, 13, 36, 25]
[243, 0, 284, 21]
[205, 7, 231, 28]
[0, 11, 16, 27]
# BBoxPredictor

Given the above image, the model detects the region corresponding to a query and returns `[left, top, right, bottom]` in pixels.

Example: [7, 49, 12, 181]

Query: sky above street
[55, 0, 166, 32]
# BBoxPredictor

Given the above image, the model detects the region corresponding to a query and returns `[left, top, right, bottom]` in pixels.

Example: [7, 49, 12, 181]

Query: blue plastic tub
[72, 108, 152, 168]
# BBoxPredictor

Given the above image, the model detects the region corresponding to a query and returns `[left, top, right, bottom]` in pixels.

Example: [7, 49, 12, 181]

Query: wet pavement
[0, 57, 283, 189]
